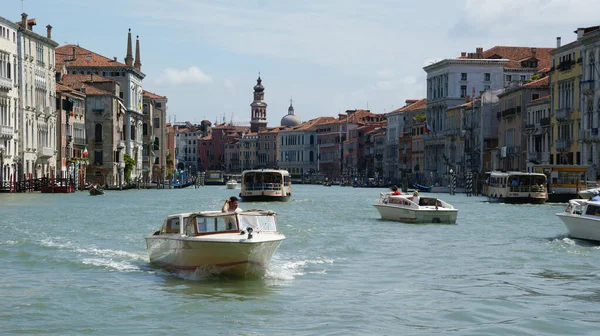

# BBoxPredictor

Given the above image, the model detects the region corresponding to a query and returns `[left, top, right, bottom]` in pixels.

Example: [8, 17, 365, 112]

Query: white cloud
[155, 66, 212, 86]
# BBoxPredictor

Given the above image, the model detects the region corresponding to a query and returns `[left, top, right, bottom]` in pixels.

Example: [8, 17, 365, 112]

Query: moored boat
[373, 192, 458, 224]
[240, 169, 292, 202]
[485, 171, 547, 204]
[556, 199, 600, 242]
[89, 186, 105, 196]
[145, 209, 285, 277]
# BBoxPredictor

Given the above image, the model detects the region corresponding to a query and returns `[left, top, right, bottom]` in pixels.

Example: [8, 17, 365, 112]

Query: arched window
[309, 151, 314, 162]
[95, 123, 102, 142]
[143, 144, 149, 156]
[130, 125, 136, 141]
[153, 137, 160, 150]
[143, 123, 148, 136]
[7, 61, 10, 79]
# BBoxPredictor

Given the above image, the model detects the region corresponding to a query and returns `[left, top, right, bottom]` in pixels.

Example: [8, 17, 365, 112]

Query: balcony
[0, 125, 14, 139]
[556, 139, 572, 150]
[555, 107, 572, 120]
[540, 117, 551, 127]
[557, 59, 575, 72]
[117, 140, 125, 149]
[0, 76, 12, 91]
[501, 106, 521, 118]
[445, 128, 461, 135]
[73, 137, 86, 145]
[581, 80, 595, 95]
[524, 124, 535, 131]
[37, 146, 54, 158]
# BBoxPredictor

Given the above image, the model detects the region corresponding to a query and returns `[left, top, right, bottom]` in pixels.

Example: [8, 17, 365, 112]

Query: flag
[82, 147, 89, 157]
[425, 122, 433, 133]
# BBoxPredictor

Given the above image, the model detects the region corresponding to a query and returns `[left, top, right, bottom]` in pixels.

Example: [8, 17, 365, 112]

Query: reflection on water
[157, 272, 277, 299]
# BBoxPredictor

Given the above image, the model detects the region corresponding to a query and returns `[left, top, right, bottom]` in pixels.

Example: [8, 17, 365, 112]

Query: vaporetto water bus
[485, 171, 548, 204]
[239, 169, 292, 202]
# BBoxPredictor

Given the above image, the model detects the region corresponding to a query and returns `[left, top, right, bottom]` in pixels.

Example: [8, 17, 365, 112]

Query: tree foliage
[124, 153, 136, 182]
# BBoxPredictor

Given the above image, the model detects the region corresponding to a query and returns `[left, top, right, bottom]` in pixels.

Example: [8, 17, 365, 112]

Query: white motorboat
[578, 187, 600, 199]
[226, 179, 238, 189]
[240, 169, 292, 202]
[556, 199, 600, 242]
[373, 193, 458, 224]
[145, 209, 285, 277]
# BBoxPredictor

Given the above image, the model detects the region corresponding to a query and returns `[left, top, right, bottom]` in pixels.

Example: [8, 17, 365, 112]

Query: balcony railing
[37, 146, 54, 158]
[540, 117, 551, 127]
[524, 124, 535, 130]
[529, 152, 541, 162]
[445, 128, 461, 135]
[501, 106, 521, 118]
[0, 125, 14, 139]
[581, 80, 595, 95]
[556, 139, 572, 150]
[555, 107, 572, 120]
[0, 76, 12, 90]
[557, 59, 575, 71]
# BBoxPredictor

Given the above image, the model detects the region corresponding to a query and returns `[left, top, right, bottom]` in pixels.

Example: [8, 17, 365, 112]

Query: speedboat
[226, 179, 238, 189]
[578, 187, 600, 200]
[373, 193, 458, 224]
[556, 199, 600, 242]
[145, 209, 285, 277]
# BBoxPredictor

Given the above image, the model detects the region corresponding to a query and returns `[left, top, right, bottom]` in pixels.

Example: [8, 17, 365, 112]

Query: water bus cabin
[486, 171, 547, 204]
[240, 169, 292, 202]
[205, 170, 225, 185]
[533, 165, 589, 202]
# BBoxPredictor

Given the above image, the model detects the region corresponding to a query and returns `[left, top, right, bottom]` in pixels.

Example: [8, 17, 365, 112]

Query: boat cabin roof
[242, 169, 290, 176]
[489, 171, 546, 178]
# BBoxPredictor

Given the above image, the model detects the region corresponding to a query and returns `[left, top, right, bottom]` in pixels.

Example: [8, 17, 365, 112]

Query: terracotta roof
[523, 76, 549, 87]
[143, 90, 166, 99]
[15, 18, 36, 28]
[56, 83, 85, 97]
[391, 98, 427, 113]
[200, 134, 212, 141]
[59, 74, 116, 95]
[56, 44, 127, 69]
[529, 95, 551, 104]
[484, 46, 553, 69]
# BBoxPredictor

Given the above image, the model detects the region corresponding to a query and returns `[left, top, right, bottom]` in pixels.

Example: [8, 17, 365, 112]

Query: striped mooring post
[450, 173, 456, 195]
[466, 172, 473, 196]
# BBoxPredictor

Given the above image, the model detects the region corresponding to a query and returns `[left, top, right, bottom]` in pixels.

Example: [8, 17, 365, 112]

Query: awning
[118, 100, 127, 113]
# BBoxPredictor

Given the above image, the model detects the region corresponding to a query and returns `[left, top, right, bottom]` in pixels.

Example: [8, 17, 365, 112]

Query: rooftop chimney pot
[46, 24, 52, 39]
[557, 37, 561, 48]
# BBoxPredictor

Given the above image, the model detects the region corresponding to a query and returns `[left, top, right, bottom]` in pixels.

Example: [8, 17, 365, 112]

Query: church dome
[281, 114, 301, 127]
[253, 76, 264, 92]
[281, 100, 300, 126]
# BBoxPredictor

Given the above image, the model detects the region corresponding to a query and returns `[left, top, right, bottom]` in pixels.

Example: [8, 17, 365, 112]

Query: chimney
[46, 24, 52, 39]
[72, 46, 76, 60]
[134, 35, 141, 70]
[21, 13, 27, 30]
[557, 37, 561, 48]
[476, 47, 483, 58]
[531, 47, 537, 59]
[113, 57, 117, 61]
[576, 28, 585, 39]
[125, 28, 133, 66]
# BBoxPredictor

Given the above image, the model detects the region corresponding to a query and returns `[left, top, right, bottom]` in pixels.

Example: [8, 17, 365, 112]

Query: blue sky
[4, 0, 600, 125]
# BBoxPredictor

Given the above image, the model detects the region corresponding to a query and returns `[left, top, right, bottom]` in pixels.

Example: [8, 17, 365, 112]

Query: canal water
[1, 185, 599, 335]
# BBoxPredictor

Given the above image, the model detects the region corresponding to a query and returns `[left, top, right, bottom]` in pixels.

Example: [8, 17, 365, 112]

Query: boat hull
[373, 204, 457, 224]
[487, 196, 546, 204]
[556, 213, 600, 242]
[226, 183, 237, 189]
[145, 235, 284, 277]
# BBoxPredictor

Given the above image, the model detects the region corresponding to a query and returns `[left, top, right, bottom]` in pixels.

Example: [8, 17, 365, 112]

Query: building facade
[17, 14, 59, 179]
[0, 16, 19, 189]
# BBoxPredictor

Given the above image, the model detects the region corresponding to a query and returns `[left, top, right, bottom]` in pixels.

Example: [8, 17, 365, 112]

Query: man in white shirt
[222, 196, 242, 230]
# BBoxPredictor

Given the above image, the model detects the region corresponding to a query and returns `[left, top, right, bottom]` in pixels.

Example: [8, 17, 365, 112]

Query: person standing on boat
[391, 185, 401, 195]
[222, 196, 243, 213]
[591, 191, 600, 202]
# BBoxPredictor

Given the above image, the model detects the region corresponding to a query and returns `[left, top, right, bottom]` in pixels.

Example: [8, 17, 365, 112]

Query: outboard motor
[247, 227, 253, 239]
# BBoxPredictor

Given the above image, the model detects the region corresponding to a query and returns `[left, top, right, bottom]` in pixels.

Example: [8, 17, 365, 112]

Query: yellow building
[549, 37, 582, 165]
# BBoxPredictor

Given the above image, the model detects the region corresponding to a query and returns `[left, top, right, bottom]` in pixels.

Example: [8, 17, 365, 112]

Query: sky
[4, 0, 600, 125]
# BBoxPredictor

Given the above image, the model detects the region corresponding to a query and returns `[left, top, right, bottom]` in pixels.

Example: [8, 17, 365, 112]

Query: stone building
[0, 16, 19, 188]
[16, 14, 59, 179]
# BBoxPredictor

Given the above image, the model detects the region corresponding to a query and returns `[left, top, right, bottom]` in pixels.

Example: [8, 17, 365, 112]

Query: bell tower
[250, 75, 268, 132]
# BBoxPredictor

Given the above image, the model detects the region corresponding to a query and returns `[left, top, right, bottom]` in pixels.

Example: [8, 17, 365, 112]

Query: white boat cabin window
[585, 204, 600, 216]
[388, 197, 412, 206]
[239, 214, 277, 231]
[187, 215, 238, 235]
[163, 217, 182, 234]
